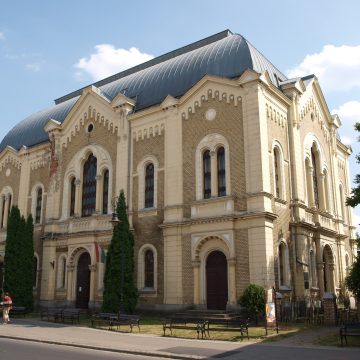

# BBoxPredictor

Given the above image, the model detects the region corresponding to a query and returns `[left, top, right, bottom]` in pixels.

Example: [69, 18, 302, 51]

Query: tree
[102, 190, 138, 314]
[238, 284, 265, 324]
[345, 237, 360, 300]
[3, 206, 34, 310]
[347, 122, 360, 207]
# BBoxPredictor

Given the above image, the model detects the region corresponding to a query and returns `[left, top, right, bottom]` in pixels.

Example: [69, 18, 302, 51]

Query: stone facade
[0, 33, 357, 311]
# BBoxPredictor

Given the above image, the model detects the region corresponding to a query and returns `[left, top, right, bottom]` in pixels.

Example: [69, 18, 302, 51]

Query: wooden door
[75, 252, 91, 309]
[206, 251, 228, 310]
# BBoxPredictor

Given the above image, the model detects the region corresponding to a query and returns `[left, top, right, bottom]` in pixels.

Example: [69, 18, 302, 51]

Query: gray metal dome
[0, 30, 287, 151]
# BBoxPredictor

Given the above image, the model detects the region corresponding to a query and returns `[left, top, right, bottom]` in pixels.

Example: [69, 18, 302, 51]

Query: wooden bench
[40, 308, 63, 322]
[61, 309, 80, 324]
[205, 317, 250, 340]
[163, 317, 207, 339]
[340, 322, 360, 346]
[91, 312, 119, 330]
[9, 306, 27, 317]
[113, 314, 140, 332]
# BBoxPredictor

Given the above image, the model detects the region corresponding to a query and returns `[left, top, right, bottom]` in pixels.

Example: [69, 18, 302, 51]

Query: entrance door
[206, 251, 228, 310]
[76, 252, 91, 308]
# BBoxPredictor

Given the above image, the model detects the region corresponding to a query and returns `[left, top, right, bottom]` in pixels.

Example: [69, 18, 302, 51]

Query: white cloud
[25, 63, 41, 72]
[0, 32, 5, 41]
[332, 101, 360, 145]
[75, 44, 154, 81]
[287, 44, 360, 93]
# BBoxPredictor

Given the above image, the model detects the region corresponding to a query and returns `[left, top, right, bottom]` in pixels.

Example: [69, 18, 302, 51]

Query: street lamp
[110, 196, 124, 313]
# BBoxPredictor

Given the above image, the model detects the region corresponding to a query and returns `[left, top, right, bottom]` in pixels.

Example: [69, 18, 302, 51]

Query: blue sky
[1, 0, 360, 226]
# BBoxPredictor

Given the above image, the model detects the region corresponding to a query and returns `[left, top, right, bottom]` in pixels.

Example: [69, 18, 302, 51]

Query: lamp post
[110, 196, 124, 312]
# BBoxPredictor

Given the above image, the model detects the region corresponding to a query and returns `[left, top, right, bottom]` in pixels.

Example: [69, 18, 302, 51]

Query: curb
[0, 334, 204, 360]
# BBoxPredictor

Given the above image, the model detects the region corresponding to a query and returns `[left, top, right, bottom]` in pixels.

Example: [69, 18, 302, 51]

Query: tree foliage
[3, 206, 34, 310]
[346, 122, 360, 207]
[102, 191, 138, 314]
[238, 284, 265, 322]
[345, 237, 360, 300]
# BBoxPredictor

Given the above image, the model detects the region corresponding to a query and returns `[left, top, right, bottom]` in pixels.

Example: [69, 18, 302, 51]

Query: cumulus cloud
[332, 101, 360, 145]
[75, 44, 154, 81]
[287, 44, 360, 93]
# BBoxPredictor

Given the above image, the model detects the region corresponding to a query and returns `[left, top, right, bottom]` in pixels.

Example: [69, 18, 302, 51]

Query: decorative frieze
[265, 103, 286, 128]
[181, 88, 241, 120]
[132, 123, 165, 141]
[0, 153, 21, 171]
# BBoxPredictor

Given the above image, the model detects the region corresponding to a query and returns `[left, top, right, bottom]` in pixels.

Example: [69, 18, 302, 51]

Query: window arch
[145, 163, 154, 208]
[137, 156, 159, 211]
[217, 147, 226, 197]
[33, 254, 39, 289]
[203, 150, 211, 199]
[273, 144, 285, 200]
[102, 169, 109, 214]
[311, 147, 320, 208]
[278, 241, 290, 288]
[82, 153, 97, 217]
[138, 244, 157, 292]
[70, 177, 76, 216]
[35, 188, 43, 224]
[195, 134, 230, 200]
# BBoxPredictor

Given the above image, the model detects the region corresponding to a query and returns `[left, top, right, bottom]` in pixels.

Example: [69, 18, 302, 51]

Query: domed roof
[0, 30, 287, 151]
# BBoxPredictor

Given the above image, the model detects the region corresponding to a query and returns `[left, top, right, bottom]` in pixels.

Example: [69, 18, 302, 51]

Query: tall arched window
[217, 147, 226, 197]
[82, 153, 97, 217]
[33, 256, 38, 288]
[70, 177, 76, 216]
[35, 188, 42, 224]
[310, 250, 317, 288]
[278, 241, 290, 288]
[1, 196, 5, 229]
[273, 147, 284, 199]
[203, 150, 211, 199]
[61, 257, 66, 288]
[311, 147, 320, 208]
[144, 249, 154, 288]
[145, 163, 154, 208]
[102, 170, 109, 214]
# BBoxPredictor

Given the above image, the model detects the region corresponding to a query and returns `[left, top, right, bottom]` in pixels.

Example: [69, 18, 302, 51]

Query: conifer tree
[102, 190, 138, 313]
[4, 207, 34, 310]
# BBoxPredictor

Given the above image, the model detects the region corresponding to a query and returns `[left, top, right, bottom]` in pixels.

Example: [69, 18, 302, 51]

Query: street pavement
[0, 318, 358, 359]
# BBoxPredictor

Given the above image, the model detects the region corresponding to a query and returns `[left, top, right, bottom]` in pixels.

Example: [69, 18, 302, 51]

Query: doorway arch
[75, 252, 91, 308]
[206, 250, 228, 310]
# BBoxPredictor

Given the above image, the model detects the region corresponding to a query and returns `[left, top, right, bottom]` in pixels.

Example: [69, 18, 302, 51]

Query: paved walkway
[0, 318, 353, 359]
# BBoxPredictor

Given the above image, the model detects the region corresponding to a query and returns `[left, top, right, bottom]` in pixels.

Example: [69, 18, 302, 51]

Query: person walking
[1, 292, 12, 324]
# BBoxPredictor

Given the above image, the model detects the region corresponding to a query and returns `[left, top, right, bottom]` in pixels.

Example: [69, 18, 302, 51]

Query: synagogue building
[0, 30, 356, 310]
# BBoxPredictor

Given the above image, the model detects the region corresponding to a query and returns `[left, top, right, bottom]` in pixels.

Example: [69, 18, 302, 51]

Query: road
[1, 337, 359, 360]
[0, 338, 160, 360]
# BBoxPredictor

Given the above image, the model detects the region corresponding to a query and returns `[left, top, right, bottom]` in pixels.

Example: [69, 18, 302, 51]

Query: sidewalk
[0, 318, 258, 359]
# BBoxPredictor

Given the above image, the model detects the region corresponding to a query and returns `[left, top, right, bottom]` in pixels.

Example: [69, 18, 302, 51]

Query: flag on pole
[95, 243, 106, 263]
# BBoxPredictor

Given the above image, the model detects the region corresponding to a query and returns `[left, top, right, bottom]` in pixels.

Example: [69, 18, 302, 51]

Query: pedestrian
[1, 292, 12, 324]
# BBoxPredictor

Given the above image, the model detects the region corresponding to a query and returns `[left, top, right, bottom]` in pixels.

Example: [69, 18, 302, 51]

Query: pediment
[111, 92, 136, 110]
[160, 95, 179, 110]
[44, 118, 62, 133]
[237, 69, 260, 85]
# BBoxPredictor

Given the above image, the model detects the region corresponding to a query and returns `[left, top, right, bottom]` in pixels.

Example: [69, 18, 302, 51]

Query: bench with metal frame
[162, 317, 207, 339]
[205, 317, 250, 340]
[340, 322, 360, 346]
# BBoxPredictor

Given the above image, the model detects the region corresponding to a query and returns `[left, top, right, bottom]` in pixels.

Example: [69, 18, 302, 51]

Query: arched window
[273, 146, 284, 199]
[203, 150, 211, 199]
[310, 250, 317, 288]
[70, 177, 76, 216]
[61, 257, 66, 288]
[145, 163, 154, 208]
[35, 188, 42, 224]
[217, 147, 226, 197]
[278, 241, 290, 288]
[1, 196, 5, 229]
[102, 169, 109, 214]
[311, 147, 320, 208]
[144, 249, 154, 288]
[33, 256, 38, 288]
[82, 153, 97, 217]
[339, 184, 346, 223]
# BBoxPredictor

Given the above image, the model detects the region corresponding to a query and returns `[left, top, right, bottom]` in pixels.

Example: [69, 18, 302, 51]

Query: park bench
[340, 322, 360, 346]
[61, 309, 80, 324]
[205, 317, 250, 340]
[162, 317, 207, 339]
[9, 306, 27, 317]
[40, 308, 63, 322]
[91, 312, 119, 330]
[113, 313, 140, 332]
